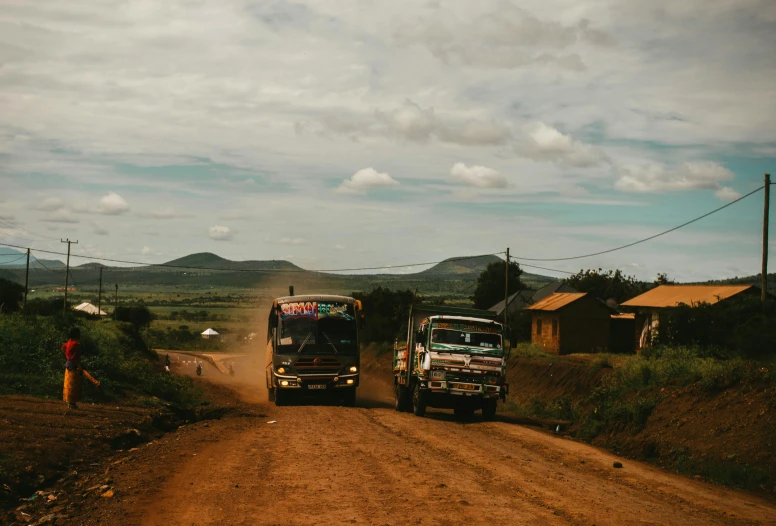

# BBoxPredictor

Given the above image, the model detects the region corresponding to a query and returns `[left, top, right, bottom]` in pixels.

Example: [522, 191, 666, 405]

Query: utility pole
[23, 248, 30, 309]
[61, 239, 78, 316]
[97, 266, 103, 316]
[504, 248, 510, 330]
[763, 173, 771, 304]
[114, 283, 118, 321]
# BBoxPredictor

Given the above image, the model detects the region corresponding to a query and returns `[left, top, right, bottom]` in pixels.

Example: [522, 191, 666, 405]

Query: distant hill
[0, 247, 65, 269]
[418, 255, 504, 277]
[162, 252, 301, 271]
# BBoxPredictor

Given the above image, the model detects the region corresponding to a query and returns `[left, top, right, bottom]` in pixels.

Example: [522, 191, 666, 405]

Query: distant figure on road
[165, 354, 171, 367]
[62, 327, 82, 410]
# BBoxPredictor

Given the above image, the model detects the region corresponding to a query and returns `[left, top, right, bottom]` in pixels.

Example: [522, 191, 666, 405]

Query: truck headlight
[485, 376, 497, 384]
[430, 370, 445, 380]
[280, 380, 289, 387]
[277, 367, 286, 374]
[349, 366, 358, 373]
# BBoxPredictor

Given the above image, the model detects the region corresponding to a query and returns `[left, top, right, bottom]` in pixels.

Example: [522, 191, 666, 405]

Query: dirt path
[67, 354, 775, 526]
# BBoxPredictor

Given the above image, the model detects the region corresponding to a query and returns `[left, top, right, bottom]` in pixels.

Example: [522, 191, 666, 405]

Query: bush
[0, 314, 200, 407]
[23, 297, 69, 316]
[0, 278, 25, 313]
[655, 295, 776, 359]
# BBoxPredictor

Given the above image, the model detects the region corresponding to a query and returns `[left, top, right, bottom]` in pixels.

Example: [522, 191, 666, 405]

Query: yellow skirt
[63, 369, 82, 403]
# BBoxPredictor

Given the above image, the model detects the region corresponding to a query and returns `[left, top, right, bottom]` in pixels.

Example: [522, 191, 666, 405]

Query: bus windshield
[430, 321, 502, 354]
[276, 301, 358, 355]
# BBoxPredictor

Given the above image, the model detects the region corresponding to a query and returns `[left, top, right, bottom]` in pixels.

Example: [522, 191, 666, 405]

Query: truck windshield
[277, 301, 358, 355]
[430, 322, 502, 353]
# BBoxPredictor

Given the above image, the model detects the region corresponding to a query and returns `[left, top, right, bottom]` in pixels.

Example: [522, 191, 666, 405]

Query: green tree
[351, 287, 417, 343]
[564, 269, 646, 304]
[115, 305, 155, 329]
[473, 261, 524, 310]
[0, 278, 25, 313]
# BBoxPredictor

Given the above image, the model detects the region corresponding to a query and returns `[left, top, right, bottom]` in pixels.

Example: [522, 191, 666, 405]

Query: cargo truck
[393, 305, 509, 420]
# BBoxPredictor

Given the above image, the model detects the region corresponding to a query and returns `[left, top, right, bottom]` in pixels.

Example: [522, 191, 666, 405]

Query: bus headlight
[430, 370, 445, 380]
[349, 366, 358, 373]
[280, 380, 289, 387]
[485, 376, 497, 385]
[346, 379, 355, 385]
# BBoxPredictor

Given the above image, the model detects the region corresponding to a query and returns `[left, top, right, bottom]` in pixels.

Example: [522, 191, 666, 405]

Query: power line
[0, 243, 504, 273]
[514, 185, 763, 262]
[0, 255, 27, 264]
[31, 255, 59, 273]
[519, 263, 574, 275]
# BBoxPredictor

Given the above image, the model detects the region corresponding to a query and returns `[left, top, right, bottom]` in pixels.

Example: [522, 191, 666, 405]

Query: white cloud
[615, 161, 736, 200]
[394, 5, 611, 71]
[449, 162, 507, 188]
[141, 246, 152, 255]
[278, 237, 306, 245]
[138, 208, 190, 220]
[334, 244, 345, 250]
[42, 209, 79, 224]
[218, 210, 253, 221]
[517, 122, 609, 168]
[312, 100, 513, 147]
[97, 192, 130, 215]
[336, 168, 400, 195]
[33, 197, 65, 212]
[208, 225, 233, 241]
[715, 186, 742, 201]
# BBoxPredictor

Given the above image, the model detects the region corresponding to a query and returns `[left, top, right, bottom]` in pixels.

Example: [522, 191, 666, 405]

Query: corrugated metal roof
[527, 292, 587, 311]
[621, 285, 753, 308]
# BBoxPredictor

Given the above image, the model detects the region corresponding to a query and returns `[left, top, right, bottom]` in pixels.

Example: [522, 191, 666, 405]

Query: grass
[575, 346, 776, 441]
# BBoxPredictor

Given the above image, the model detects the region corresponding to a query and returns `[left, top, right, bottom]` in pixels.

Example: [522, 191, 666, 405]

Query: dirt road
[72, 353, 775, 525]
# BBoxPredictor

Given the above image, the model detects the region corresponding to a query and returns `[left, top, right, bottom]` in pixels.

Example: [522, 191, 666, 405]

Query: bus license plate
[308, 384, 326, 390]
[453, 383, 477, 391]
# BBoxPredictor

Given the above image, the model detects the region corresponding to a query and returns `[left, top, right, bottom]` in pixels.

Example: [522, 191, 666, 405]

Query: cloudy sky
[1, 0, 774, 281]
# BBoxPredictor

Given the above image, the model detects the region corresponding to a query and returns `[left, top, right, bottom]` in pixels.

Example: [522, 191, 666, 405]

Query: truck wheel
[482, 399, 497, 421]
[394, 384, 410, 412]
[268, 388, 276, 403]
[343, 388, 357, 407]
[412, 382, 428, 417]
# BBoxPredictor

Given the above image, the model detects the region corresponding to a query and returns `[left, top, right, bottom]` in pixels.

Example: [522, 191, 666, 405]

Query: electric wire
[0, 255, 27, 265]
[0, 183, 763, 275]
[513, 185, 763, 262]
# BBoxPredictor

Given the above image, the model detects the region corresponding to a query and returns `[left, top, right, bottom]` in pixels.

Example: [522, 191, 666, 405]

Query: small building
[489, 281, 578, 316]
[201, 328, 219, 339]
[620, 284, 759, 349]
[73, 302, 107, 316]
[527, 293, 612, 354]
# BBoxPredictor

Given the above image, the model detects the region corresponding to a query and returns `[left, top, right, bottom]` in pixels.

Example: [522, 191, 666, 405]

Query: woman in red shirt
[62, 327, 82, 409]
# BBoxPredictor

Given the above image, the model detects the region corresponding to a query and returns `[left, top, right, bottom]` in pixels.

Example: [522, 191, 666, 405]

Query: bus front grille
[294, 357, 342, 374]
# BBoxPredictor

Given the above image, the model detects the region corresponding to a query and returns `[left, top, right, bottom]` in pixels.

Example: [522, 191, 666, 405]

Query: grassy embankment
[502, 343, 776, 493]
[0, 314, 202, 407]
